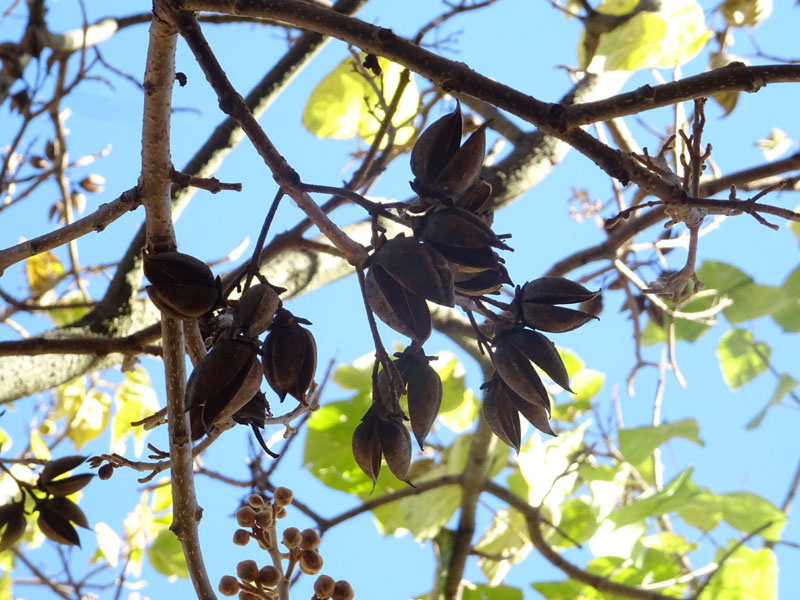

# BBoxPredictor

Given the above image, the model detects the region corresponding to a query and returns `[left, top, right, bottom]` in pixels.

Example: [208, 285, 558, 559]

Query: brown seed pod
[377, 417, 412, 484]
[492, 330, 551, 412]
[510, 390, 556, 437]
[332, 580, 355, 600]
[232, 529, 251, 546]
[430, 122, 488, 198]
[40, 472, 94, 497]
[261, 309, 317, 403]
[365, 265, 432, 344]
[255, 508, 273, 528]
[186, 338, 263, 439]
[234, 283, 282, 338]
[236, 506, 256, 528]
[300, 528, 321, 550]
[97, 464, 115, 480]
[453, 265, 511, 297]
[314, 574, 336, 599]
[455, 178, 494, 215]
[257, 565, 281, 587]
[513, 278, 600, 334]
[482, 378, 522, 452]
[248, 494, 266, 508]
[37, 498, 88, 547]
[273, 486, 293, 507]
[232, 392, 279, 458]
[352, 410, 383, 484]
[518, 277, 600, 305]
[298, 549, 324, 575]
[370, 236, 455, 307]
[236, 559, 259, 582]
[38, 455, 87, 487]
[395, 347, 442, 449]
[0, 502, 26, 552]
[79, 174, 105, 193]
[282, 526, 302, 549]
[143, 251, 219, 319]
[410, 103, 463, 187]
[218, 575, 240, 596]
[501, 328, 572, 393]
[419, 206, 510, 251]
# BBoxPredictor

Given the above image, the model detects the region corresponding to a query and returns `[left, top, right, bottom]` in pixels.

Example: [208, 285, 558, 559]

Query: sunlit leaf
[435, 353, 479, 432]
[698, 544, 777, 600]
[756, 127, 792, 161]
[29, 429, 51, 460]
[461, 582, 523, 600]
[611, 468, 698, 527]
[546, 496, 601, 549]
[147, 528, 188, 579]
[696, 261, 781, 323]
[589, 519, 646, 559]
[588, 0, 710, 72]
[25, 251, 65, 296]
[746, 373, 798, 429]
[94, 522, 122, 568]
[112, 368, 159, 457]
[772, 265, 800, 332]
[641, 531, 697, 555]
[303, 55, 418, 146]
[619, 418, 703, 465]
[151, 479, 173, 513]
[717, 329, 770, 389]
[717, 492, 786, 542]
[67, 390, 111, 450]
[789, 205, 800, 245]
[49, 290, 91, 327]
[641, 293, 720, 346]
[475, 508, 531, 584]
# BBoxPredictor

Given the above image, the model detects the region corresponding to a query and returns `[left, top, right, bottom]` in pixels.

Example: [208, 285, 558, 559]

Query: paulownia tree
[1, 0, 799, 599]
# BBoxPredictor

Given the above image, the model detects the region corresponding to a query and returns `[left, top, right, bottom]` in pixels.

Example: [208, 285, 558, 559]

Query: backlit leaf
[94, 522, 122, 568]
[756, 127, 791, 161]
[475, 508, 531, 584]
[746, 373, 798, 430]
[717, 329, 770, 389]
[611, 468, 698, 527]
[112, 368, 159, 457]
[696, 261, 781, 323]
[25, 251, 65, 296]
[619, 418, 703, 465]
[698, 544, 777, 600]
[49, 291, 91, 327]
[147, 528, 188, 579]
[462, 583, 523, 600]
[67, 390, 111, 451]
[772, 265, 800, 332]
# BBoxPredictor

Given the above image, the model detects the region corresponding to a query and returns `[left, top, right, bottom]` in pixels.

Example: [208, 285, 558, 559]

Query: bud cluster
[0, 455, 95, 551]
[142, 250, 318, 456]
[352, 104, 602, 480]
[220, 488, 354, 599]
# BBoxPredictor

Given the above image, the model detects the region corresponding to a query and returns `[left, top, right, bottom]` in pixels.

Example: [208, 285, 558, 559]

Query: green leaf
[151, 479, 173, 513]
[67, 389, 111, 451]
[147, 528, 188, 579]
[698, 545, 777, 600]
[475, 508, 531, 585]
[25, 251, 65, 296]
[49, 290, 91, 327]
[588, 0, 710, 72]
[641, 293, 719, 345]
[696, 261, 781, 323]
[716, 329, 770, 389]
[331, 353, 374, 392]
[302, 56, 418, 146]
[436, 354, 479, 432]
[611, 468, 699, 528]
[557, 347, 584, 377]
[532, 579, 587, 600]
[746, 373, 798, 429]
[772, 265, 800, 332]
[588, 520, 647, 559]
[551, 367, 601, 423]
[461, 583, 523, 600]
[789, 206, 800, 245]
[29, 429, 51, 460]
[546, 496, 601, 549]
[641, 531, 697, 555]
[756, 128, 792, 161]
[618, 418, 704, 465]
[112, 368, 159, 457]
[716, 492, 786, 542]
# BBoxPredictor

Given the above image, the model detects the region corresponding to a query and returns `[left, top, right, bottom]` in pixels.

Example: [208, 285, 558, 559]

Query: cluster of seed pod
[219, 487, 354, 600]
[0, 455, 94, 550]
[353, 104, 601, 481]
[143, 251, 317, 455]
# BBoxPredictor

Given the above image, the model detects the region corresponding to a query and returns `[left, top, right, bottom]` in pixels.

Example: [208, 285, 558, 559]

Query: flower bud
[300, 528, 321, 550]
[232, 529, 251, 546]
[298, 549, 323, 575]
[332, 580, 355, 600]
[257, 565, 281, 587]
[236, 559, 259, 582]
[236, 506, 256, 528]
[273, 486, 293, 507]
[218, 575, 240, 596]
[282, 526, 301, 549]
[314, 574, 336, 599]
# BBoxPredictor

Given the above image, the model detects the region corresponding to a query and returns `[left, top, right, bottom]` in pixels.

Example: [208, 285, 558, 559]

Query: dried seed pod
[500, 328, 572, 392]
[255, 509, 273, 529]
[510, 390, 556, 437]
[300, 528, 321, 550]
[97, 464, 115, 480]
[0, 502, 26, 551]
[425, 243, 502, 274]
[29, 155, 51, 170]
[38, 455, 87, 486]
[299, 549, 324, 575]
[236, 559, 259, 582]
[395, 347, 442, 449]
[482, 378, 522, 452]
[79, 174, 105, 193]
[236, 506, 256, 527]
[314, 574, 336, 600]
[143, 251, 219, 319]
[430, 121, 488, 198]
[352, 410, 382, 484]
[365, 265, 432, 344]
[248, 494, 266, 508]
[185, 338, 263, 438]
[36, 498, 88, 547]
[492, 330, 550, 412]
[39, 473, 94, 497]
[453, 265, 511, 297]
[218, 575, 240, 596]
[419, 206, 510, 251]
[282, 526, 302, 549]
[455, 179, 494, 215]
[273, 487, 293, 507]
[514, 278, 600, 333]
[377, 417, 412, 484]
[261, 309, 317, 403]
[258, 565, 281, 587]
[232, 392, 279, 458]
[332, 580, 355, 600]
[232, 529, 251, 546]
[410, 103, 463, 187]
[46, 497, 89, 529]
[234, 283, 282, 338]
[370, 236, 454, 307]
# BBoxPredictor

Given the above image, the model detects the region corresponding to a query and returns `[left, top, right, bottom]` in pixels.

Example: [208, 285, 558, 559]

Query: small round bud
[233, 529, 251, 546]
[238, 592, 259, 600]
[255, 509, 273, 528]
[300, 528, 321, 550]
[275, 507, 287, 519]
[218, 575, 240, 596]
[257, 565, 281, 587]
[236, 560, 259, 582]
[313, 575, 336, 599]
[282, 526, 301, 549]
[273, 486, 293, 507]
[332, 580, 354, 600]
[98, 464, 114, 480]
[248, 493, 266, 508]
[298, 549, 323, 575]
[236, 506, 256, 527]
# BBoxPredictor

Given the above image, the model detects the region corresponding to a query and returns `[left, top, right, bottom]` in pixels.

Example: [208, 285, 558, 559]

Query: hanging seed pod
[234, 283, 282, 338]
[37, 497, 88, 546]
[514, 278, 600, 333]
[430, 122, 488, 199]
[492, 329, 551, 412]
[370, 236, 454, 307]
[232, 392, 279, 458]
[365, 265, 432, 344]
[185, 338, 263, 438]
[352, 410, 382, 484]
[482, 378, 522, 452]
[79, 174, 105, 193]
[419, 206, 510, 251]
[376, 417, 412, 484]
[38, 455, 87, 487]
[0, 502, 26, 551]
[453, 265, 511, 296]
[511, 390, 555, 437]
[143, 251, 219, 319]
[429, 244, 502, 274]
[395, 347, 442, 449]
[455, 179, 494, 215]
[500, 328, 572, 392]
[39, 473, 94, 497]
[261, 309, 317, 403]
[410, 103, 463, 188]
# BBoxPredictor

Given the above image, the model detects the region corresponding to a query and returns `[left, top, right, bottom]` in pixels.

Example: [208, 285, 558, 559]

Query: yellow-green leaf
[49, 291, 91, 327]
[112, 368, 159, 457]
[67, 389, 111, 451]
[94, 522, 122, 568]
[716, 329, 770, 390]
[303, 55, 418, 146]
[147, 528, 188, 579]
[29, 429, 51, 460]
[698, 544, 777, 600]
[25, 251, 65, 296]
